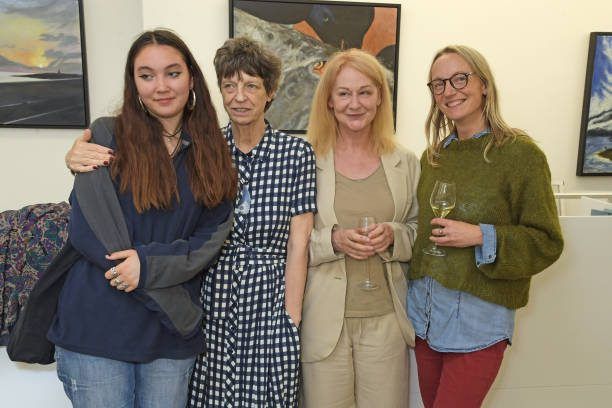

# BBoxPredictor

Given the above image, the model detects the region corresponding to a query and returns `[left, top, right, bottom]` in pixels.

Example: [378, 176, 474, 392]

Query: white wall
[1, 0, 610, 208]
[0, 1, 143, 406]
[484, 216, 612, 407]
[1, 0, 611, 406]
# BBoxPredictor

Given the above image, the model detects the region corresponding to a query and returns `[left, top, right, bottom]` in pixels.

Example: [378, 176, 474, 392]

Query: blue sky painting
[581, 33, 612, 175]
[588, 35, 612, 132]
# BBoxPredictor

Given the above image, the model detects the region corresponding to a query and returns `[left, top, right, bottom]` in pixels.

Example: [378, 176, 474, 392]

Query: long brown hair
[111, 29, 236, 212]
[425, 45, 527, 166]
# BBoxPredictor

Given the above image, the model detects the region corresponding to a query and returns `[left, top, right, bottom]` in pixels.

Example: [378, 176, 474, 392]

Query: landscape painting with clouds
[579, 32, 612, 175]
[0, 0, 88, 128]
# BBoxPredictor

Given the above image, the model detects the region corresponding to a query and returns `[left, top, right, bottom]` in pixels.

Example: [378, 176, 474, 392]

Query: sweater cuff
[135, 246, 148, 289]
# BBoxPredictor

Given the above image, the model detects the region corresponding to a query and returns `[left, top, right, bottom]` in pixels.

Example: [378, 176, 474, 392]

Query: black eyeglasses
[427, 72, 473, 95]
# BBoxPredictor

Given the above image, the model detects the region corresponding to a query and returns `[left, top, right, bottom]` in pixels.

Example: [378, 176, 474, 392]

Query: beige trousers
[301, 313, 409, 408]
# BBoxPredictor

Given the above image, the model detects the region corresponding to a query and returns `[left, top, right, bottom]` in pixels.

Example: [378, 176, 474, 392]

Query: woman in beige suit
[301, 49, 419, 407]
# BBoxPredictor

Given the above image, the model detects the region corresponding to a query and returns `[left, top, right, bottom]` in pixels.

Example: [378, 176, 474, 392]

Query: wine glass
[423, 181, 456, 257]
[358, 216, 379, 291]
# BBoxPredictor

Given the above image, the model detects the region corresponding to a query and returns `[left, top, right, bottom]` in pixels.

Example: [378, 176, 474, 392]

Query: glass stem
[431, 226, 438, 250]
[433, 215, 446, 250]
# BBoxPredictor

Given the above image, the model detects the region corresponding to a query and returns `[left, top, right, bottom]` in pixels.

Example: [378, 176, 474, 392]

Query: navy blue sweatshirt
[48, 131, 232, 363]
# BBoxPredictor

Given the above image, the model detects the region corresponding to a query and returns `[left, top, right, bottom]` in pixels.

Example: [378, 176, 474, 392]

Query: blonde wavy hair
[425, 45, 527, 166]
[307, 48, 396, 156]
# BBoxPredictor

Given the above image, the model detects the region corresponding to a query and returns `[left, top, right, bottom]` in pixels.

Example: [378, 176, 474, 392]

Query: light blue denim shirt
[407, 129, 515, 352]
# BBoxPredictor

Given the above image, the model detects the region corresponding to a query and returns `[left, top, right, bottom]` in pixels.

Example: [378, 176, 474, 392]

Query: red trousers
[414, 338, 507, 408]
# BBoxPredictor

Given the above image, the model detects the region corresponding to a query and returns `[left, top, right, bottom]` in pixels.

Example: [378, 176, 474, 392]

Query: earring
[187, 89, 196, 111]
[137, 95, 149, 115]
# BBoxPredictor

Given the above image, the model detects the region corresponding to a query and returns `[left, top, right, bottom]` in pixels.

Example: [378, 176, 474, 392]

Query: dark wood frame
[0, 0, 90, 129]
[577, 32, 612, 176]
[229, 0, 401, 134]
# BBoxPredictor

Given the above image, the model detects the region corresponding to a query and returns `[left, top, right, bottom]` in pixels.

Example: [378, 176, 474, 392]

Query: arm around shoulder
[65, 117, 116, 173]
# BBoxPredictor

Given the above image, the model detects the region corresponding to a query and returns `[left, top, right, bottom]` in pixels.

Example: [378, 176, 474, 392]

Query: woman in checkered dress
[187, 38, 316, 407]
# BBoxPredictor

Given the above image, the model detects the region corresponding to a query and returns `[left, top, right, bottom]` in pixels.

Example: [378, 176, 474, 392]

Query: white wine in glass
[423, 181, 456, 257]
[358, 216, 379, 291]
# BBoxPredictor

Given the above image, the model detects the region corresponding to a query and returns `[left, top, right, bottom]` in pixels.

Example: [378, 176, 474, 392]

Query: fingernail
[93, 165, 99, 169]
[103, 161, 109, 166]
[108, 150, 114, 155]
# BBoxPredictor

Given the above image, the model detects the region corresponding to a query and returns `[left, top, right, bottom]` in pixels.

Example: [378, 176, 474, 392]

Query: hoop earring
[187, 89, 196, 111]
[137, 95, 149, 115]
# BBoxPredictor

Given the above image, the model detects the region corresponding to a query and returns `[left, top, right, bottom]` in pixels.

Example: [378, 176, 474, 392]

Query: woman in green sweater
[407, 45, 564, 408]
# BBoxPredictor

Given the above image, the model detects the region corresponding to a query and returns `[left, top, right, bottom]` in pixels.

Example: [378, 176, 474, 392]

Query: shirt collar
[442, 128, 491, 149]
[225, 120, 273, 161]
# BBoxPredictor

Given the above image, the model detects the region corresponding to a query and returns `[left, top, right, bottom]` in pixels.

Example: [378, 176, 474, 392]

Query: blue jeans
[55, 346, 195, 408]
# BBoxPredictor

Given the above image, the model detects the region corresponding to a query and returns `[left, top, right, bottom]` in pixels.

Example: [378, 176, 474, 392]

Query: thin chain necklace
[162, 123, 182, 139]
[169, 132, 183, 157]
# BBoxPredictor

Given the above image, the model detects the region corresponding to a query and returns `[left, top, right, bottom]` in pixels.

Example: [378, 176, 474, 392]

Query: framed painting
[230, 0, 401, 133]
[0, 0, 89, 128]
[577, 32, 612, 176]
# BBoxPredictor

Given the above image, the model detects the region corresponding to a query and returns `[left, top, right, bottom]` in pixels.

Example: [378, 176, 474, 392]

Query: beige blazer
[301, 146, 420, 363]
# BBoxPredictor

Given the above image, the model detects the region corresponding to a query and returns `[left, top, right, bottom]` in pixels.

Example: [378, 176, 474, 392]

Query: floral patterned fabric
[0, 202, 70, 345]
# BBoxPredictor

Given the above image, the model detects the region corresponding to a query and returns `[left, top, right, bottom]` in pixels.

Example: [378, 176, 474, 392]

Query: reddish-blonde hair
[307, 48, 396, 156]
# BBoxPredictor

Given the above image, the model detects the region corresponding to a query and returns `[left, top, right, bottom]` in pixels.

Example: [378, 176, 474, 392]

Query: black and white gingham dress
[188, 122, 316, 407]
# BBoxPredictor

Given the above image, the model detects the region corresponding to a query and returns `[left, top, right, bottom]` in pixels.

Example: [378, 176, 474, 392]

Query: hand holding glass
[423, 181, 456, 257]
[358, 216, 379, 291]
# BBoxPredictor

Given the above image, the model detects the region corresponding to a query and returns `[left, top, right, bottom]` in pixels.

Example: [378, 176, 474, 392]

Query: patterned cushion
[0, 202, 70, 345]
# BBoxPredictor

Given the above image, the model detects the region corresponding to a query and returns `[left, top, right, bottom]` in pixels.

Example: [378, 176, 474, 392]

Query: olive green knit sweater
[410, 133, 564, 309]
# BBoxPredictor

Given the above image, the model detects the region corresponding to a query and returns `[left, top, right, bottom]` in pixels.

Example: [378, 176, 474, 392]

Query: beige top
[334, 165, 395, 317]
[303, 147, 420, 363]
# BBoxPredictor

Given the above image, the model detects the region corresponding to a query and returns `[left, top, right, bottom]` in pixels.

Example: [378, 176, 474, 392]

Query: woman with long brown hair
[65, 36, 316, 407]
[48, 29, 234, 408]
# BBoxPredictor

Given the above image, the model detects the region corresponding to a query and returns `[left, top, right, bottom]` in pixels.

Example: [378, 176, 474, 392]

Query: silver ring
[117, 283, 128, 291]
[113, 277, 123, 286]
[110, 266, 118, 279]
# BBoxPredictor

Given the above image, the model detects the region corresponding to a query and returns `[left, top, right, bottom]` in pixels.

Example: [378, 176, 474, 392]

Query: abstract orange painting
[231, 0, 400, 133]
